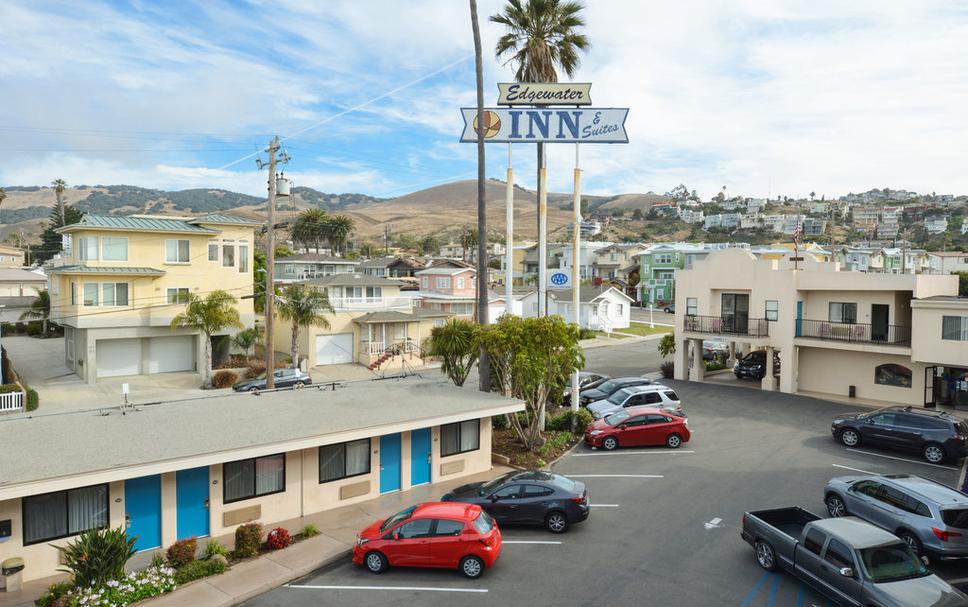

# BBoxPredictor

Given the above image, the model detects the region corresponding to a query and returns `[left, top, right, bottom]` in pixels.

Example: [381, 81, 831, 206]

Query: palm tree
[19, 290, 51, 335]
[471, 0, 491, 393]
[276, 284, 334, 368]
[170, 290, 244, 387]
[291, 208, 327, 252]
[232, 327, 259, 359]
[51, 179, 67, 225]
[326, 215, 354, 256]
[358, 242, 377, 258]
[459, 227, 479, 261]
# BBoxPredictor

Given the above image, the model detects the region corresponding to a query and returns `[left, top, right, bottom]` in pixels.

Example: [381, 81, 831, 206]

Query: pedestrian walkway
[0, 465, 512, 607]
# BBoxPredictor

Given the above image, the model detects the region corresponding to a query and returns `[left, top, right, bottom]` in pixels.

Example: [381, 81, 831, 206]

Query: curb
[543, 436, 585, 471]
[228, 549, 351, 606]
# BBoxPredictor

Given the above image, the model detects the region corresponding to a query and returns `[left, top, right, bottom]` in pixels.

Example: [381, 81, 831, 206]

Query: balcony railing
[329, 297, 412, 312]
[683, 315, 770, 337]
[362, 339, 420, 356]
[796, 319, 911, 346]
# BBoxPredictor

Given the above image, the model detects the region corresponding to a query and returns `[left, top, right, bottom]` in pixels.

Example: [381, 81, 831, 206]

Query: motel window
[83, 283, 99, 306]
[319, 439, 371, 483]
[223, 453, 286, 504]
[441, 419, 480, 457]
[686, 297, 697, 316]
[165, 239, 190, 263]
[457, 277, 465, 289]
[239, 242, 249, 273]
[208, 240, 219, 262]
[78, 236, 99, 261]
[765, 300, 779, 322]
[828, 302, 857, 324]
[436, 277, 451, 290]
[101, 237, 128, 262]
[101, 283, 129, 307]
[874, 364, 912, 388]
[222, 242, 235, 267]
[23, 484, 108, 545]
[942, 316, 968, 341]
[167, 287, 191, 304]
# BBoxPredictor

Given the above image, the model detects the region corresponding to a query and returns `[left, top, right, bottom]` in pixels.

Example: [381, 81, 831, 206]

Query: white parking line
[287, 585, 488, 593]
[502, 540, 562, 544]
[589, 504, 620, 507]
[568, 474, 664, 478]
[573, 450, 694, 457]
[845, 448, 959, 470]
[832, 463, 877, 475]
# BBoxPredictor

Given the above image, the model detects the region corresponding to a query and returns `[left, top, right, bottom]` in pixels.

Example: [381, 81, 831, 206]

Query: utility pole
[257, 137, 290, 389]
[384, 224, 391, 255]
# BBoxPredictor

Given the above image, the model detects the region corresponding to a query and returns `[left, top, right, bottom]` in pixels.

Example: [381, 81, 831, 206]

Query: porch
[353, 313, 427, 371]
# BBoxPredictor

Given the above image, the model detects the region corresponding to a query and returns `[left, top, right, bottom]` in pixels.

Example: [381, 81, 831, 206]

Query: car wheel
[294, 381, 305, 389]
[839, 429, 860, 447]
[248, 387, 260, 394]
[666, 433, 683, 449]
[825, 494, 848, 518]
[545, 511, 569, 534]
[898, 531, 923, 556]
[602, 436, 618, 451]
[754, 540, 778, 571]
[459, 555, 485, 579]
[364, 551, 388, 574]
[923, 443, 946, 464]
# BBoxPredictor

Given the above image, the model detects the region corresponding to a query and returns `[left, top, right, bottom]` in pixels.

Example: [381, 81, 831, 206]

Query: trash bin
[1, 557, 24, 593]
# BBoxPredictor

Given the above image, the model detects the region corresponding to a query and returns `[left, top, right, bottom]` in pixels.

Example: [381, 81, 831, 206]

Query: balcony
[683, 315, 770, 338]
[329, 297, 413, 312]
[796, 319, 911, 346]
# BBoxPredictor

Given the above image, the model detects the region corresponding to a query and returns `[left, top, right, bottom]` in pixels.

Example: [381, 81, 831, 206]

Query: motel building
[0, 378, 524, 584]
[674, 248, 968, 408]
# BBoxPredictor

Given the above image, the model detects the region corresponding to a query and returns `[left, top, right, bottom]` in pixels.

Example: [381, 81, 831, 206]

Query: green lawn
[615, 323, 674, 337]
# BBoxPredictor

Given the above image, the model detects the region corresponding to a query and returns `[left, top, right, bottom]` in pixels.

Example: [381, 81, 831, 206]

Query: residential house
[851, 205, 880, 227]
[359, 256, 427, 278]
[925, 217, 949, 234]
[275, 253, 358, 283]
[0, 377, 524, 583]
[678, 208, 704, 224]
[0, 268, 48, 322]
[47, 214, 258, 384]
[746, 199, 766, 215]
[927, 252, 968, 275]
[496, 243, 535, 286]
[439, 242, 506, 263]
[843, 247, 882, 272]
[521, 286, 632, 331]
[522, 243, 568, 285]
[635, 243, 727, 305]
[592, 243, 647, 297]
[0, 244, 26, 268]
[674, 248, 963, 408]
[740, 214, 761, 229]
[703, 213, 741, 230]
[881, 248, 930, 275]
[415, 265, 477, 319]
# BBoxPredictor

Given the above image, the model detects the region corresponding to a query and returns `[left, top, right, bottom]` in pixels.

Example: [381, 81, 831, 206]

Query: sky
[1, 0, 967, 200]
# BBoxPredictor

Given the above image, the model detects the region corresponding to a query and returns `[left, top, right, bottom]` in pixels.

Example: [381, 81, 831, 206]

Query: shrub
[660, 360, 674, 379]
[204, 539, 230, 559]
[166, 536, 197, 568]
[173, 558, 226, 585]
[14, 321, 25, 334]
[70, 565, 176, 607]
[25, 387, 38, 411]
[36, 581, 72, 607]
[266, 527, 292, 550]
[546, 408, 593, 433]
[57, 526, 137, 588]
[492, 414, 508, 430]
[0, 383, 20, 393]
[0, 322, 13, 336]
[245, 360, 266, 379]
[25, 322, 42, 336]
[299, 524, 320, 538]
[211, 370, 238, 389]
[578, 328, 596, 340]
[705, 360, 726, 372]
[234, 522, 262, 558]
[537, 431, 572, 458]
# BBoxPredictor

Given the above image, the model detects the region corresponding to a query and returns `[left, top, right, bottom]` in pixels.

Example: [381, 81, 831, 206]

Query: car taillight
[479, 533, 496, 547]
[570, 493, 588, 505]
[932, 528, 963, 541]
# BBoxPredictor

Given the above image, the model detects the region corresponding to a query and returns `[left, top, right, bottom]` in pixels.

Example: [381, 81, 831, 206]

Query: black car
[831, 406, 968, 464]
[232, 368, 312, 392]
[733, 350, 780, 380]
[563, 372, 610, 406]
[441, 470, 588, 533]
[580, 376, 653, 407]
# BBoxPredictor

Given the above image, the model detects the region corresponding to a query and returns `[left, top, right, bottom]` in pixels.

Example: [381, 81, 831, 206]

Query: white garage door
[315, 334, 354, 365]
[148, 335, 195, 373]
[96, 338, 143, 378]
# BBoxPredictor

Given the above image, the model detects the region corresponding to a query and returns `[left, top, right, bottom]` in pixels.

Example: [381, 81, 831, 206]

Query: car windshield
[478, 472, 517, 496]
[605, 410, 630, 426]
[608, 388, 632, 405]
[860, 543, 930, 583]
[596, 380, 617, 394]
[942, 508, 968, 528]
[379, 506, 416, 532]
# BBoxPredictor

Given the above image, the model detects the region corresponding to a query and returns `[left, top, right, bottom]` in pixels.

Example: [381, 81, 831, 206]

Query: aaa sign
[459, 108, 629, 144]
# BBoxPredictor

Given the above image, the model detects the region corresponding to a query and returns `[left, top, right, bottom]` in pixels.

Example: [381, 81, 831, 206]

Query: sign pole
[505, 143, 514, 317]
[571, 142, 582, 413]
[538, 151, 548, 317]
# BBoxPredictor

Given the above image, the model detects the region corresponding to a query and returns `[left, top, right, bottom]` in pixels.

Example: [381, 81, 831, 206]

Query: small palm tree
[170, 290, 244, 387]
[276, 284, 334, 368]
[426, 318, 480, 387]
[19, 290, 51, 335]
[326, 215, 354, 255]
[233, 327, 259, 359]
[51, 178, 67, 225]
[358, 242, 377, 258]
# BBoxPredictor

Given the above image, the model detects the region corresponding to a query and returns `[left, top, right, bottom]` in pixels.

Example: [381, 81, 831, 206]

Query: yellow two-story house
[48, 214, 259, 384]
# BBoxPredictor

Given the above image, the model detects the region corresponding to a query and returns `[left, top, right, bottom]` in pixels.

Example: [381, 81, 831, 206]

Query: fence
[796, 319, 911, 345]
[0, 390, 23, 413]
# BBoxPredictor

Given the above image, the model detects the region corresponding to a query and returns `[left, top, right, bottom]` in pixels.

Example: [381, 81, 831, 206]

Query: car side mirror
[392, 531, 401, 541]
[839, 567, 854, 578]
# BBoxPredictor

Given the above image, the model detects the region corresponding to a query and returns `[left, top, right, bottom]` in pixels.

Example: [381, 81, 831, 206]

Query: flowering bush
[266, 527, 292, 550]
[69, 565, 176, 607]
[234, 522, 263, 558]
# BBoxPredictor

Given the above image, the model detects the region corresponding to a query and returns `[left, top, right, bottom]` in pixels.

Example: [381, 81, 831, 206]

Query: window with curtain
[441, 419, 480, 457]
[23, 484, 108, 545]
[829, 302, 857, 324]
[166, 239, 190, 263]
[319, 439, 371, 483]
[83, 283, 98, 306]
[78, 236, 98, 261]
[101, 283, 128, 306]
[239, 243, 249, 273]
[222, 242, 235, 267]
[101, 237, 128, 261]
[223, 454, 285, 503]
[208, 240, 219, 261]
[686, 297, 697, 316]
[942, 316, 968, 341]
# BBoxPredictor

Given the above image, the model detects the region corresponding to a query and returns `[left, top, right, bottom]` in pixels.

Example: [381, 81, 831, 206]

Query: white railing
[364, 341, 386, 355]
[0, 391, 24, 413]
[402, 340, 419, 353]
[329, 297, 413, 312]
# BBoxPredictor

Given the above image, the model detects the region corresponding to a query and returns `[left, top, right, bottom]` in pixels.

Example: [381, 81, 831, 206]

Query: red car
[584, 405, 690, 451]
[352, 502, 502, 579]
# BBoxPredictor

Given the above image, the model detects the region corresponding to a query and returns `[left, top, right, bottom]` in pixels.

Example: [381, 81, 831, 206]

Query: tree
[471, 0, 491, 394]
[327, 215, 354, 255]
[358, 242, 377, 258]
[421, 234, 442, 255]
[957, 272, 968, 298]
[170, 290, 244, 387]
[480, 315, 584, 449]
[36, 205, 84, 263]
[19, 289, 51, 334]
[276, 283, 334, 369]
[291, 208, 327, 252]
[426, 318, 480, 387]
[657, 332, 676, 357]
[233, 327, 260, 359]
[631, 208, 643, 220]
[52, 178, 67, 225]
[274, 244, 295, 258]
[459, 227, 479, 261]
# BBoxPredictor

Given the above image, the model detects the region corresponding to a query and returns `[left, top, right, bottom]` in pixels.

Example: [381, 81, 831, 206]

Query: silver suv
[824, 473, 968, 562]
[586, 384, 683, 419]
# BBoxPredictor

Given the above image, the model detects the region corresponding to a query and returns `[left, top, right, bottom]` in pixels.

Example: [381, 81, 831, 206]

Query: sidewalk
[0, 465, 511, 607]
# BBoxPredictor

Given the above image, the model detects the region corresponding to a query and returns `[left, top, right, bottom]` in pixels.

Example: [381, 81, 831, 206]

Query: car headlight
[357, 537, 370, 547]
[589, 430, 603, 436]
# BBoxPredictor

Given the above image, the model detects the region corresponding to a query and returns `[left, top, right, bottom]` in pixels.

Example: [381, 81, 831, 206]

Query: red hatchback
[584, 405, 690, 451]
[352, 502, 502, 579]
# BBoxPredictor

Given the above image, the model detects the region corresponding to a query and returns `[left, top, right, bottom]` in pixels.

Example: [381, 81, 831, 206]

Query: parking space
[245, 375, 967, 607]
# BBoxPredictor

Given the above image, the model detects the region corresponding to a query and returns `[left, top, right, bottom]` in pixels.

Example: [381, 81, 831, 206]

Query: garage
[96, 338, 143, 378]
[315, 334, 354, 365]
[148, 335, 196, 374]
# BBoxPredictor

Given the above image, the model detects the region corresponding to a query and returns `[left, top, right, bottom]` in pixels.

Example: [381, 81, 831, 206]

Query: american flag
[793, 217, 803, 247]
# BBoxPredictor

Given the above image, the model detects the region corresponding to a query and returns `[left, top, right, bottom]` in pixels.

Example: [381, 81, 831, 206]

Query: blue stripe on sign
[740, 572, 771, 607]
[796, 584, 806, 607]
[765, 575, 780, 607]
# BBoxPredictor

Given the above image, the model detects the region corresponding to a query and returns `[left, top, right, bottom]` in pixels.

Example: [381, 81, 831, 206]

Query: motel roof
[0, 377, 524, 499]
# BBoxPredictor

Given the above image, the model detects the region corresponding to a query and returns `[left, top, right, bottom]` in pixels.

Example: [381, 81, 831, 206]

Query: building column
[673, 337, 689, 381]
[689, 338, 705, 382]
[727, 341, 737, 367]
[761, 346, 777, 391]
[779, 345, 798, 394]
[160, 472, 177, 548]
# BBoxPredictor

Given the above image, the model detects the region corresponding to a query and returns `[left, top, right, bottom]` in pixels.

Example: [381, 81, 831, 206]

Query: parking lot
[244, 373, 967, 607]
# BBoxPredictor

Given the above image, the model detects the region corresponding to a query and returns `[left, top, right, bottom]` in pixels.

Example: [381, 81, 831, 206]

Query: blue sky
[1, 0, 967, 200]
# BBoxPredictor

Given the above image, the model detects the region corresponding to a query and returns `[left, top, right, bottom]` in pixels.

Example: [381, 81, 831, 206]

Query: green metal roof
[190, 214, 264, 226]
[57, 215, 219, 234]
[47, 265, 166, 276]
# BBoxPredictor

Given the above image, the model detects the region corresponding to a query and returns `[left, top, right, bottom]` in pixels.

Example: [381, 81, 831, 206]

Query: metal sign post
[571, 142, 582, 413]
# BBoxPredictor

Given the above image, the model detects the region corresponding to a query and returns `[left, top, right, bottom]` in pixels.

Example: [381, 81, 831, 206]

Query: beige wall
[797, 348, 925, 405]
[912, 303, 968, 365]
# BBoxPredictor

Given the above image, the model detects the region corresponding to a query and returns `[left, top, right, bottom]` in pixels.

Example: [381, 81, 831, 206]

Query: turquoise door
[176, 467, 210, 540]
[410, 428, 432, 486]
[125, 475, 161, 551]
[380, 433, 401, 493]
[796, 301, 803, 337]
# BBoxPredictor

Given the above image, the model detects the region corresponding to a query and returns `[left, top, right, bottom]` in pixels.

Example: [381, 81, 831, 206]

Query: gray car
[586, 384, 682, 419]
[825, 473, 968, 562]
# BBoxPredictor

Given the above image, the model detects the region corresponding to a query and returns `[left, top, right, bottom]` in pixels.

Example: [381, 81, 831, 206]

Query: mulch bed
[492, 427, 581, 469]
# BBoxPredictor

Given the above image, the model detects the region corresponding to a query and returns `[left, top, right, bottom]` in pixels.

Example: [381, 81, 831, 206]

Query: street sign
[548, 270, 571, 289]
[460, 108, 629, 144]
[497, 82, 592, 105]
